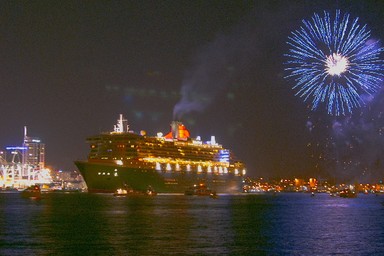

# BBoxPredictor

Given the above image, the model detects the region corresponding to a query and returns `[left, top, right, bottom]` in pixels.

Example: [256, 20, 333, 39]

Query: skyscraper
[23, 126, 45, 172]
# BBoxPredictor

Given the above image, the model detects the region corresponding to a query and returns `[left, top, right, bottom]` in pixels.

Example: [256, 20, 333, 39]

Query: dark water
[0, 192, 383, 255]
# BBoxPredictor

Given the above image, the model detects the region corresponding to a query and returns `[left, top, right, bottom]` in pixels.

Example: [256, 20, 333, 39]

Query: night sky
[1, 1, 383, 182]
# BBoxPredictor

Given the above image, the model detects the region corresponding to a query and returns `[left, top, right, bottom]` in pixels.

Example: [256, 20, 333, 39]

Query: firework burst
[285, 10, 384, 116]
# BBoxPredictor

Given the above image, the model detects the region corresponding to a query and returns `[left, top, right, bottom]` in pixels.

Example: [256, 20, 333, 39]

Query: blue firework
[285, 10, 384, 116]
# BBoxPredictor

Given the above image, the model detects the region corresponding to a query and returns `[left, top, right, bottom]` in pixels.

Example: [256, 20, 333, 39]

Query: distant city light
[6, 146, 27, 150]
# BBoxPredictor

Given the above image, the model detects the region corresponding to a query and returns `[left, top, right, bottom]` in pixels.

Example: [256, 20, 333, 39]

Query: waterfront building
[0, 126, 51, 189]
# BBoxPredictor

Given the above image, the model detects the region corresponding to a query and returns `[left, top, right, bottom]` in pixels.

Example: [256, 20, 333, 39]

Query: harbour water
[0, 192, 383, 255]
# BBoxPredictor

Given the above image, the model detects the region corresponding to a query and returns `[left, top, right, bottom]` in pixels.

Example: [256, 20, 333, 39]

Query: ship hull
[75, 161, 242, 194]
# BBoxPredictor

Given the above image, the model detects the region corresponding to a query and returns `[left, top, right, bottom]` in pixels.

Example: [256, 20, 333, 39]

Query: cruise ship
[75, 115, 246, 193]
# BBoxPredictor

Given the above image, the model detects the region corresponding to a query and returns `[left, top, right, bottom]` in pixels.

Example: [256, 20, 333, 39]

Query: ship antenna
[114, 114, 129, 133]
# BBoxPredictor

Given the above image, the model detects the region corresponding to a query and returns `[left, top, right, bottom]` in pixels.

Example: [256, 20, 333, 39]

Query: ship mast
[23, 126, 28, 181]
[114, 114, 129, 133]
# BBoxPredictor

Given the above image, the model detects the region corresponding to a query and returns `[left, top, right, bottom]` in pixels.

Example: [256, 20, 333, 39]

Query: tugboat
[21, 185, 41, 200]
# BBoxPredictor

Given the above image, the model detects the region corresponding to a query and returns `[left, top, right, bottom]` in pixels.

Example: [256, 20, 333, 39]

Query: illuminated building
[0, 127, 51, 188]
[23, 126, 45, 171]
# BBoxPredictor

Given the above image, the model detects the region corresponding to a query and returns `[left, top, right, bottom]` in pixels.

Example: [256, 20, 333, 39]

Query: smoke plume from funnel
[172, 4, 293, 120]
[173, 35, 237, 120]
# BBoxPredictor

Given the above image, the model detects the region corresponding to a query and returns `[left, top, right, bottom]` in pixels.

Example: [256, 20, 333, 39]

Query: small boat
[21, 185, 41, 199]
[145, 185, 157, 196]
[339, 188, 357, 198]
[113, 188, 129, 197]
[113, 185, 157, 197]
[185, 184, 216, 197]
[0, 187, 19, 193]
[209, 191, 219, 199]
